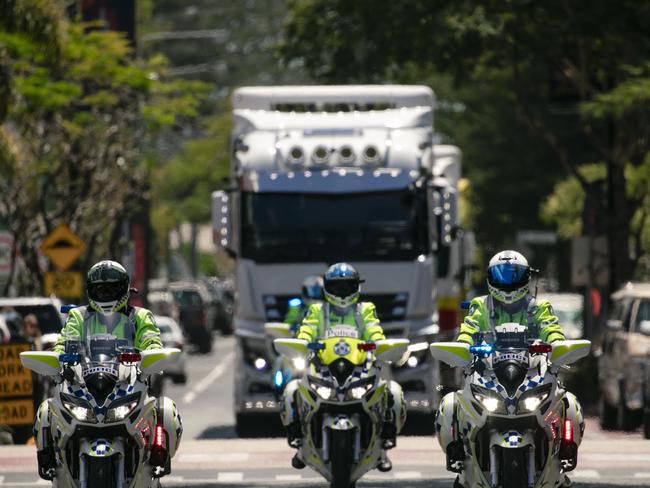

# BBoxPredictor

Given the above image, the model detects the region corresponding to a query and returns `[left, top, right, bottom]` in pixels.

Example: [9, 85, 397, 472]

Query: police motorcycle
[20, 326, 182, 488]
[276, 332, 409, 488]
[430, 324, 590, 488]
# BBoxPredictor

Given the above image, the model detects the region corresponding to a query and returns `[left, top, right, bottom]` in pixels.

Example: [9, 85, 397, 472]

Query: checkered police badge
[334, 340, 351, 357]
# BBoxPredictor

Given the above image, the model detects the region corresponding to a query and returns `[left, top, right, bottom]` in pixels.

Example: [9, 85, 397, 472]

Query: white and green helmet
[487, 250, 531, 304]
[86, 260, 130, 314]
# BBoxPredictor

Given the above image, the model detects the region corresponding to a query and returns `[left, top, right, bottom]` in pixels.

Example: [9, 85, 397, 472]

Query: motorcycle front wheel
[87, 456, 115, 488]
[500, 448, 528, 488]
[329, 429, 354, 488]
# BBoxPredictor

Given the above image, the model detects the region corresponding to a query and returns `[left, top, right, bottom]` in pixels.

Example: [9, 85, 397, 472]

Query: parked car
[154, 315, 187, 384]
[538, 292, 584, 339]
[0, 296, 65, 349]
[148, 282, 212, 353]
[203, 277, 234, 335]
[599, 282, 650, 431]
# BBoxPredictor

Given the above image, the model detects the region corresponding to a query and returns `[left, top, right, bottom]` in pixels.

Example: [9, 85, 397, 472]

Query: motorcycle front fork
[488, 444, 536, 488]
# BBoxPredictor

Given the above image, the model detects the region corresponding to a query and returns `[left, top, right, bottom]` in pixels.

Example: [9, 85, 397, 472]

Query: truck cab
[212, 85, 463, 434]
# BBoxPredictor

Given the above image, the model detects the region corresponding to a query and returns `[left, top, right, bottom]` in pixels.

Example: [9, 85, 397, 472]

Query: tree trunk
[607, 156, 632, 289]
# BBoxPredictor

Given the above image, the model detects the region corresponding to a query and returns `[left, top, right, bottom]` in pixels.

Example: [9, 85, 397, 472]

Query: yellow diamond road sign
[40, 224, 86, 271]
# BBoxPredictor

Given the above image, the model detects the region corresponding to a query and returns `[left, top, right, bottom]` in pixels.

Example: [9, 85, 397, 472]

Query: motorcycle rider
[38, 260, 180, 477]
[457, 250, 565, 345]
[444, 250, 573, 486]
[281, 262, 404, 473]
[283, 275, 324, 331]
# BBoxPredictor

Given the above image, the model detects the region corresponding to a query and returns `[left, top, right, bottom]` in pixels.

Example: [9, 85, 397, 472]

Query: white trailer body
[212, 86, 461, 431]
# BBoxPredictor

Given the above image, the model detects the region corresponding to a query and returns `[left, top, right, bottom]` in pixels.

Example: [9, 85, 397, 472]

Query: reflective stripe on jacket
[457, 295, 565, 345]
[53, 306, 162, 353]
[297, 302, 385, 342]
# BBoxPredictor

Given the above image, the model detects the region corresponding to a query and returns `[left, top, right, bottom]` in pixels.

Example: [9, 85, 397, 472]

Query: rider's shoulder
[307, 302, 324, 313]
[132, 306, 154, 319]
[359, 301, 376, 311]
[469, 295, 488, 306]
[532, 298, 553, 310]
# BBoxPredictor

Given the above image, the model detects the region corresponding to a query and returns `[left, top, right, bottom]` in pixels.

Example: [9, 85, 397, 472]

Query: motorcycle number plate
[325, 326, 359, 339]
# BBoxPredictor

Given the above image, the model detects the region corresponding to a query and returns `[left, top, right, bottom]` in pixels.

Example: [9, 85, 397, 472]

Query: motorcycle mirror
[429, 342, 471, 368]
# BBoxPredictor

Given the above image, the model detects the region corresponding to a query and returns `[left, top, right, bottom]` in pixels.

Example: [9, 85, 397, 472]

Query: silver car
[599, 282, 650, 431]
[154, 315, 187, 384]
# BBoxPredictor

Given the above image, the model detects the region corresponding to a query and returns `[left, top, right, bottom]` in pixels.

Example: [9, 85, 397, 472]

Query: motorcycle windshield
[317, 337, 368, 366]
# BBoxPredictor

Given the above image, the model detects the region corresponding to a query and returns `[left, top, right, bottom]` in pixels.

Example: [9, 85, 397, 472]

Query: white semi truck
[212, 85, 464, 434]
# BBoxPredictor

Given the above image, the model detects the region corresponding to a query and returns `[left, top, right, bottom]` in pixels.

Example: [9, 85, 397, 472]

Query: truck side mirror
[212, 190, 236, 256]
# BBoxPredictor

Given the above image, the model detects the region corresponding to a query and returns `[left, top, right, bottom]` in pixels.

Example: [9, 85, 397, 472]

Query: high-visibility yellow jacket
[297, 302, 385, 342]
[457, 295, 565, 345]
[53, 305, 162, 353]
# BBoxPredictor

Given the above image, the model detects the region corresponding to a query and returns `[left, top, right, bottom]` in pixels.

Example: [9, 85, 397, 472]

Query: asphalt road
[2, 336, 650, 487]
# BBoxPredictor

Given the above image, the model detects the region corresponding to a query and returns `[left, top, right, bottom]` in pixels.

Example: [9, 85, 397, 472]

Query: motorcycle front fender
[490, 429, 535, 449]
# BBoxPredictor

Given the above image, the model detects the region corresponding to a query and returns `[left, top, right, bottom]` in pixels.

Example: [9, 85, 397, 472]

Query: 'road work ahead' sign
[0, 343, 35, 426]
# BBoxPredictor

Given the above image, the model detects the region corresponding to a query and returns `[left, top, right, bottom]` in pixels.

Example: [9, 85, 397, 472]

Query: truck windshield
[241, 190, 429, 263]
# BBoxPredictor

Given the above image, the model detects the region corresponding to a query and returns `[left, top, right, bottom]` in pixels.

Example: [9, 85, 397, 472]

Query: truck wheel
[617, 389, 637, 431]
[235, 413, 257, 438]
[643, 403, 650, 440]
[599, 395, 617, 430]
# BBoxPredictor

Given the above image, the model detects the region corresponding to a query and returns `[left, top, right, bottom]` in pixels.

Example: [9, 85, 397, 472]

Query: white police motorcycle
[431, 324, 590, 488]
[21, 327, 182, 488]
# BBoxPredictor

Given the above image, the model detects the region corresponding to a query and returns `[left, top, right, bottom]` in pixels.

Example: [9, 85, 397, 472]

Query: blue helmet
[323, 263, 363, 308]
[302, 275, 323, 301]
[487, 250, 530, 304]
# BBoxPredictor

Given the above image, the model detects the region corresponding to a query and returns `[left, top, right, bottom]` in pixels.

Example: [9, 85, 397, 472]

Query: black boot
[381, 420, 397, 449]
[377, 452, 392, 472]
[291, 453, 306, 469]
[287, 420, 302, 448]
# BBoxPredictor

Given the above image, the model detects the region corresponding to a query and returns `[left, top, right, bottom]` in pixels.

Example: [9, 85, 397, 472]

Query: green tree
[281, 0, 650, 287]
[0, 1, 207, 293]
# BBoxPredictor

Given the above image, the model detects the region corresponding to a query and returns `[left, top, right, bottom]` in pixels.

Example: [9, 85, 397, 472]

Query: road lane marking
[573, 469, 600, 478]
[0, 476, 4, 485]
[217, 472, 244, 482]
[275, 474, 303, 481]
[583, 453, 650, 462]
[183, 351, 235, 404]
[393, 471, 422, 479]
[178, 452, 249, 463]
[634, 472, 650, 478]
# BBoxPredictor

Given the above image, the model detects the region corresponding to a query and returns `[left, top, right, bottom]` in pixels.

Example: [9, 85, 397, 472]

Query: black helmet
[87, 260, 130, 314]
[323, 263, 363, 308]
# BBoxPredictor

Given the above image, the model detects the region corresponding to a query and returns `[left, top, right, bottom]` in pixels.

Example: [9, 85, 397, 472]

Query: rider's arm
[134, 309, 163, 350]
[456, 297, 487, 346]
[284, 302, 302, 327]
[53, 308, 84, 354]
[534, 300, 566, 343]
[360, 303, 385, 341]
[296, 303, 321, 342]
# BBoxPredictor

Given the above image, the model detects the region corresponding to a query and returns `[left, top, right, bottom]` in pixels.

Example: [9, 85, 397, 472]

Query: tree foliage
[281, 0, 650, 285]
[0, 0, 207, 293]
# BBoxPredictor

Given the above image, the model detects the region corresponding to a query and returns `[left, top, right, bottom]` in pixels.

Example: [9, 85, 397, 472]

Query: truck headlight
[61, 394, 96, 422]
[517, 384, 552, 413]
[470, 385, 506, 414]
[106, 393, 141, 423]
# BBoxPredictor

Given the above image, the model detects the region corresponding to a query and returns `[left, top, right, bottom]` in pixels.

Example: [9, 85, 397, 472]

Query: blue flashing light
[274, 370, 284, 388]
[308, 342, 325, 351]
[60, 305, 78, 313]
[470, 344, 495, 357]
[288, 297, 303, 308]
[59, 353, 81, 364]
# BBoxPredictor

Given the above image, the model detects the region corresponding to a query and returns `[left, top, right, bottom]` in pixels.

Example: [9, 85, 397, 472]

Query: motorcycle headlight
[517, 384, 552, 413]
[470, 385, 506, 414]
[292, 357, 306, 371]
[308, 375, 335, 399]
[106, 393, 141, 423]
[346, 377, 375, 400]
[404, 343, 429, 368]
[61, 393, 96, 422]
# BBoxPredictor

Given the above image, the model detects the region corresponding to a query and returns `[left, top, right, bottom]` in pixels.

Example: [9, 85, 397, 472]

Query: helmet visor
[324, 280, 359, 299]
[487, 263, 530, 291]
[88, 282, 128, 302]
